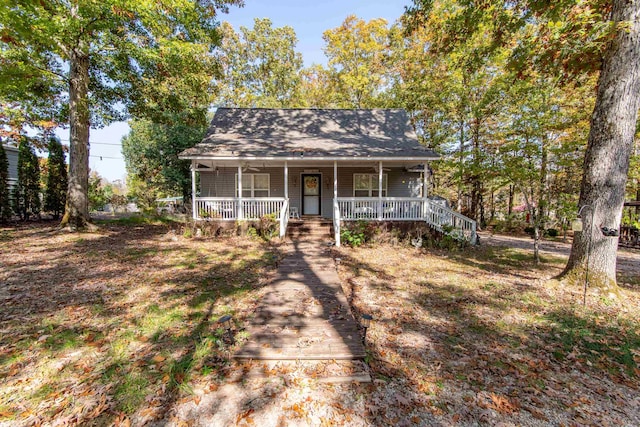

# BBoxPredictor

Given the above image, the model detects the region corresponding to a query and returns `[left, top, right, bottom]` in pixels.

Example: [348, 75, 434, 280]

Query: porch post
[334, 160, 340, 247]
[191, 163, 197, 220]
[378, 161, 383, 221]
[284, 161, 289, 199]
[333, 161, 338, 200]
[423, 162, 428, 219]
[237, 165, 243, 220]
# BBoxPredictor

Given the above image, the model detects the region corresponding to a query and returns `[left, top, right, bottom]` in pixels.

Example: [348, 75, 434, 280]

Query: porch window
[235, 173, 270, 197]
[353, 173, 387, 197]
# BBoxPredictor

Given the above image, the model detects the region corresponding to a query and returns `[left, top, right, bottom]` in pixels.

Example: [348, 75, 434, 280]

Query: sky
[58, 0, 412, 183]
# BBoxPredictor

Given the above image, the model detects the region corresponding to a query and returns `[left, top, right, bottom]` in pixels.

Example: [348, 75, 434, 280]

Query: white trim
[301, 171, 322, 216]
[235, 173, 270, 198]
[353, 173, 387, 197]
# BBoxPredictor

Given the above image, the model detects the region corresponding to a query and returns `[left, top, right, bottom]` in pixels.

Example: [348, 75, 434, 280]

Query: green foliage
[1, 0, 241, 226]
[322, 15, 392, 108]
[122, 119, 204, 203]
[341, 221, 377, 247]
[216, 19, 305, 108]
[546, 228, 559, 238]
[12, 138, 40, 220]
[43, 137, 67, 219]
[0, 144, 12, 221]
[88, 172, 111, 212]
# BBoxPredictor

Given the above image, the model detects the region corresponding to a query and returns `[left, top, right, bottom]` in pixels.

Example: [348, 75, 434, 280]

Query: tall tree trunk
[457, 116, 465, 212]
[507, 185, 513, 216]
[562, 0, 640, 289]
[470, 117, 481, 220]
[61, 44, 91, 229]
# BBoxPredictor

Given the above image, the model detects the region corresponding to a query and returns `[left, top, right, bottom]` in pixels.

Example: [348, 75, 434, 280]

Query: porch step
[286, 219, 333, 241]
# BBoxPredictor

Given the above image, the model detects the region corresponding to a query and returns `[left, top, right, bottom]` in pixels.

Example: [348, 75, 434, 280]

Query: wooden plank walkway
[234, 241, 366, 360]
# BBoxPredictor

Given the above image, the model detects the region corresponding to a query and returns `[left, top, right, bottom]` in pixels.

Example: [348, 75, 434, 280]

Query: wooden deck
[234, 241, 366, 360]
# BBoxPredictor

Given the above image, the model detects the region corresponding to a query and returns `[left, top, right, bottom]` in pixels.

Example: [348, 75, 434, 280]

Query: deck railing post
[191, 164, 197, 220]
[237, 165, 243, 220]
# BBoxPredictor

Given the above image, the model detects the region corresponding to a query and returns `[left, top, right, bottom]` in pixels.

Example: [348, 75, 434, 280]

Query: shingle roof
[179, 108, 438, 160]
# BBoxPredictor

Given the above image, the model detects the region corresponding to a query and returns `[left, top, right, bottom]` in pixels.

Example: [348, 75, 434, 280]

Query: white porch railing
[195, 197, 286, 221]
[333, 199, 341, 247]
[335, 197, 477, 245]
[279, 198, 289, 238]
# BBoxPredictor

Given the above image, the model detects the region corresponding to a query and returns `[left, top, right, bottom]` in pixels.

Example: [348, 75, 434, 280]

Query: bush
[546, 228, 559, 237]
[340, 220, 377, 247]
[524, 226, 535, 236]
[258, 213, 279, 240]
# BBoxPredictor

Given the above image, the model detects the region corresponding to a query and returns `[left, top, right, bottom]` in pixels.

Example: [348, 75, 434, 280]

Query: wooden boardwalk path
[234, 241, 366, 360]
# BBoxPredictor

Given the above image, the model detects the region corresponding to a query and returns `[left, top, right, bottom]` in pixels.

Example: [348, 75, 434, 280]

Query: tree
[322, 16, 391, 108]
[88, 172, 111, 213]
[1, 0, 241, 229]
[122, 118, 206, 203]
[215, 19, 304, 108]
[44, 136, 67, 219]
[0, 143, 11, 221]
[12, 138, 40, 220]
[563, 0, 640, 289]
[406, 0, 640, 288]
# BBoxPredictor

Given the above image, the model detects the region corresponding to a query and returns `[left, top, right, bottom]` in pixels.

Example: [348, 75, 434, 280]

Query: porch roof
[179, 108, 439, 161]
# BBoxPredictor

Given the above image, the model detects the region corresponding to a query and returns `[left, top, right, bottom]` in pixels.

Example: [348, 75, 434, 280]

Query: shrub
[340, 220, 378, 247]
[524, 226, 535, 236]
[546, 228, 559, 237]
[259, 213, 278, 240]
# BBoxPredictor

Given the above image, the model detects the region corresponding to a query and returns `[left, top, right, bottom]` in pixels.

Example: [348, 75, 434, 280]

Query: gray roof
[179, 108, 438, 160]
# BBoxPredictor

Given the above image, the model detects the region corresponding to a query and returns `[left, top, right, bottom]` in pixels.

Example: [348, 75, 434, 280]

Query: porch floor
[234, 241, 366, 360]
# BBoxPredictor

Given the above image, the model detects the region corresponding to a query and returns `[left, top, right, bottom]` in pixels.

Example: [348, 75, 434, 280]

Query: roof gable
[180, 108, 438, 160]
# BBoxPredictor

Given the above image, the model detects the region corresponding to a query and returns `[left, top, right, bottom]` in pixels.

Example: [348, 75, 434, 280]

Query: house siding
[199, 166, 423, 219]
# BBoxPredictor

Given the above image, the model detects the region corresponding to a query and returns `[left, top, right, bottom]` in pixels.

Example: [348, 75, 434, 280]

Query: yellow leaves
[236, 408, 255, 425]
[152, 354, 165, 363]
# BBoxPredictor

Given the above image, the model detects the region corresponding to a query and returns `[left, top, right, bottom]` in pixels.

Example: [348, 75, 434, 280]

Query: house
[179, 108, 477, 246]
[2, 143, 19, 190]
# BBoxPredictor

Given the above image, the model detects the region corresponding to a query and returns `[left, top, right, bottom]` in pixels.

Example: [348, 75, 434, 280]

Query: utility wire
[58, 138, 122, 146]
[89, 155, 123, 160]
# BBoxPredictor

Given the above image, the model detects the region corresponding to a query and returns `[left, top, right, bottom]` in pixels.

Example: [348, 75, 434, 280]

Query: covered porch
[188, 159, 477, 245]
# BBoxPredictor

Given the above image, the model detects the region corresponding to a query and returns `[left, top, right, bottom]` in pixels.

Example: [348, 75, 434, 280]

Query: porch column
[284, 161, 289, 199]
[191, 163, 197, 220]
[334, 161, 340, 247]
[423, 162, 428, 219]
[237, 165, 243, 220]
[378, 161, 383, 221]
[333, 161, 338, 200]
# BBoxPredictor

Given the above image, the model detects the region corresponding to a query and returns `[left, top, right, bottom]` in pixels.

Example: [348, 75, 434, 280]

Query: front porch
[189, 160, 477, 246]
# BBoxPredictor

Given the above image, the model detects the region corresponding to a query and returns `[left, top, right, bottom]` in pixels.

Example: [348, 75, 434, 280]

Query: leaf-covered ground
[1, 221, 639, 426]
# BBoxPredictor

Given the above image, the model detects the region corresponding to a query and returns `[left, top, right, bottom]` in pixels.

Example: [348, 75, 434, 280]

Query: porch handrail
[334, 197, 477, 244]
[425, 203, 478, 244]
[333, 199, 341, 247]
[279, 198, 289, 238]
[195, 197, 286, 221]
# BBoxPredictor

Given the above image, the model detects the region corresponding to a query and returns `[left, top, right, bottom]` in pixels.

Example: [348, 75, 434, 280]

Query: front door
[302, 174, 321, 215]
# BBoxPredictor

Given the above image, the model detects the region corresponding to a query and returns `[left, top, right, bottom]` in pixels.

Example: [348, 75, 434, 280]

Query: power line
[58, 138, 122, 146]
[89, 155, 123, 160]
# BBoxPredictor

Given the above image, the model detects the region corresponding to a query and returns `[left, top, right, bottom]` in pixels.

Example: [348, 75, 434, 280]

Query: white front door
[302, 174, 321, 215]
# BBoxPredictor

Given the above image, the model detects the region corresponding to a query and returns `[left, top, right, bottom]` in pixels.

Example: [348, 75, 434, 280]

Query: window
[353, 173, 387, 197]
[235, 174, 270, 197]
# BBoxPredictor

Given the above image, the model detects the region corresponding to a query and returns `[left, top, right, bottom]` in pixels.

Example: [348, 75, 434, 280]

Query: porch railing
[195, 197, 286, 221]
[335, 197, 477, 245]
[279, 198, 289, 238]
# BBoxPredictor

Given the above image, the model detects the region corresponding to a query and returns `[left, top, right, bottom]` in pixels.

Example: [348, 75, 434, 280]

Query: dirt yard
[1, 221, 638, 426]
